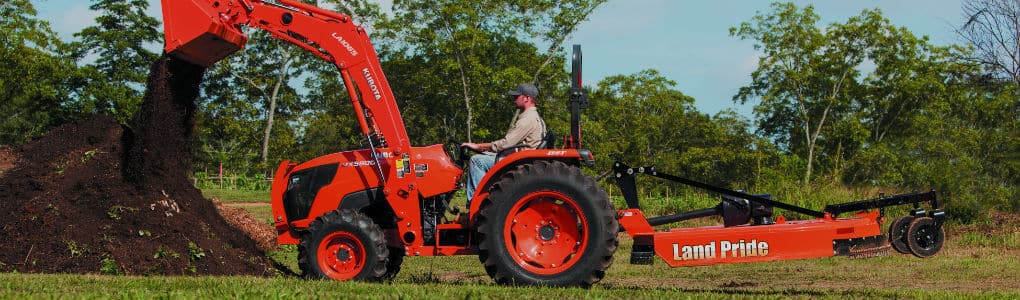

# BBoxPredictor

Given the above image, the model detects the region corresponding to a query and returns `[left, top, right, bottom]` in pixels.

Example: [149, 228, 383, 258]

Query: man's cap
[507, 83, 539, 99]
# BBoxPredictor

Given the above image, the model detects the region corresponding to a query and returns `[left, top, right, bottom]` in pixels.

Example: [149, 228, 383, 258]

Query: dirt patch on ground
[0, 56, 276, 276]
[214, 200, 277, 251]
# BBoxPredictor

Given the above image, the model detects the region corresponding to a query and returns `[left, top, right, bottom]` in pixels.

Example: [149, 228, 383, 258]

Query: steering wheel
[447, 138, 483, 166]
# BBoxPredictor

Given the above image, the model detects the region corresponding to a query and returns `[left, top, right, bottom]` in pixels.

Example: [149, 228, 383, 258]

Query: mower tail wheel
[906, 216, 945, 258]
[476, 160, 618, 287]
[888, 216, 914, 254]
[298, 209, 390, 281]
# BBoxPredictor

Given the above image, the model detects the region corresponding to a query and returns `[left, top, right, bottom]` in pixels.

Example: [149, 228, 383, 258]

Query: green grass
[7, 210, 1020, 299]
[1, 269, 1014, 299]
[202, 188, 270, 203]
[243, 205, 273, 224]
[164, 188, 1020, 298]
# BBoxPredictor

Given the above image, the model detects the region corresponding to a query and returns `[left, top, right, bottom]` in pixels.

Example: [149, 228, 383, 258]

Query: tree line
[2, 0, 1017, 221]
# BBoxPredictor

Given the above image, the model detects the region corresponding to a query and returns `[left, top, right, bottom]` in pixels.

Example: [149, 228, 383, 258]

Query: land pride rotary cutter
[161, 0, 946, 287]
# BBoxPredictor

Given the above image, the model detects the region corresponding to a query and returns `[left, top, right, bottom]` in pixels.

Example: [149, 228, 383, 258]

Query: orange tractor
[162, 0, 945, 287]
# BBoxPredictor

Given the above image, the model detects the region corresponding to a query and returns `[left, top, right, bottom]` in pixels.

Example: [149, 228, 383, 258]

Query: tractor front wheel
[299, 209, 390, 281]
[476, 161, 618, 287]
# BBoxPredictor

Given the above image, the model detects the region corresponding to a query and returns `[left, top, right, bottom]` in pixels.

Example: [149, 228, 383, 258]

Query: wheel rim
[317, 231, 366, 280]
[503, 190, 589, 275]
[913, 223, 940, 250]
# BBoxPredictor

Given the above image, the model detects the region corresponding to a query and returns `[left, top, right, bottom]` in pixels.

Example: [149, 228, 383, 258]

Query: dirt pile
[0, 56, 277, 276]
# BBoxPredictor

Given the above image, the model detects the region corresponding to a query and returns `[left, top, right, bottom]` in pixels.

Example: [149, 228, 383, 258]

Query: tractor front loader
[160, 0, 944, 288]
[162, 0, 616, 287]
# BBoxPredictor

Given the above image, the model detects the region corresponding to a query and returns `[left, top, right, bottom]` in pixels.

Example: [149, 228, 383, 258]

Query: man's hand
[461, 142, 490, 152]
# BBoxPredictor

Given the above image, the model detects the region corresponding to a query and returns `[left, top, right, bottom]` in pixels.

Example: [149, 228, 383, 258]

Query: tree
[193, 0, 386, 171]
[69, 0, 161, 123]
[959, 0, 1020, 87]
[0, 0, 77, 144]
[585, 70, 765, 189]
[196, 30, 303, 170]
[378, 0, 606, 144]
[292, 0, 385, 159]
[731, 3, 865, 185]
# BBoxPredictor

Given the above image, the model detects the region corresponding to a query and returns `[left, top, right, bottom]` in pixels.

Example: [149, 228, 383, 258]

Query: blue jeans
[465, 153, 495, 208]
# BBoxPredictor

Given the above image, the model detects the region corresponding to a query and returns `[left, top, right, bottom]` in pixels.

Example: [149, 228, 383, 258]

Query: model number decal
[341, 160, 376, 167]
[331, 32, 358, 57]
[672, 239, 769, 261]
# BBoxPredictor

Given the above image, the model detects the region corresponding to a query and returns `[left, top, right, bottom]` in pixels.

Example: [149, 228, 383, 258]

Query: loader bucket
[161, 0, 248, 67]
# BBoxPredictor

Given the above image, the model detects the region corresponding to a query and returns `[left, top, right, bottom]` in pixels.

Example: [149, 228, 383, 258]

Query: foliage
[585, 69, 770, 193]
[729, 2, 1019, 220]
[100, 258, 121, 275]
[187, 242, 207, 261]
[0, 0, 78, 144]
[731, 3, 872, 184]
[6, 0, 1018, 222]
[193, 173, 270, 191]
[68, 0, 161, 124]
[376, 0, 605, 144]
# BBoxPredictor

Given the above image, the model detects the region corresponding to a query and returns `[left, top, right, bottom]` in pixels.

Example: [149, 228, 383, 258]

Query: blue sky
[33, 0, 966, 118]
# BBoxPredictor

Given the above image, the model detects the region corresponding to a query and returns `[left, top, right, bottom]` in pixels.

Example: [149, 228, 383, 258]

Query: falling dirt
[0, 56, 277, 276]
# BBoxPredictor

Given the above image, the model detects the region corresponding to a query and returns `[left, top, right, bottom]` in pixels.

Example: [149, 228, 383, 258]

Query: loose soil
[0, 145, 18, 175]
[0, 56, 277, 276]
[214, 200, 277, 251]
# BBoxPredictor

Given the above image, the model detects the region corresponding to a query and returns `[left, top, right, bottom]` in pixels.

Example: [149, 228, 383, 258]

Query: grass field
[7, 188, 1015, 298]
[3, 236, 1018, 299]
[6, 224, 1018, 298]
[201, 188, 270, 203]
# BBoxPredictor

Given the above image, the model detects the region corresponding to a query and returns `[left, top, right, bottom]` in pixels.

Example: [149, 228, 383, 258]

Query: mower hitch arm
[823, 190, 939, 217]
[612, 161, 826, 218]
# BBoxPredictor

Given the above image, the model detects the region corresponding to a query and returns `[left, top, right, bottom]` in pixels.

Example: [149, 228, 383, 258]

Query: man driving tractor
[460, 83, 547, 207]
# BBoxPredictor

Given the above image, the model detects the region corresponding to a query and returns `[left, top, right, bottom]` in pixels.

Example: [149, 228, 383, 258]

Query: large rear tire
[476, 161, 618, 287]
[299, 209, 390, 281]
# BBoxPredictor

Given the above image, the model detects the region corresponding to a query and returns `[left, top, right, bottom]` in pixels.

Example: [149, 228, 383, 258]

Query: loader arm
[163, 0, 411, 157]
[162, 0, 428, 246]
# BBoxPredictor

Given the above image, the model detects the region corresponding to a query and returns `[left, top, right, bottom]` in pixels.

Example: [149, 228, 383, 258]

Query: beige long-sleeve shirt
[490, 107, 545, 151]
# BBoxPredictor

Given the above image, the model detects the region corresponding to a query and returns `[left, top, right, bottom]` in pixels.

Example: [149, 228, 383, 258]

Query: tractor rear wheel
[299, 209, 390, 281]
[476, 161, 618, 287]
[888, 216, 914, 254]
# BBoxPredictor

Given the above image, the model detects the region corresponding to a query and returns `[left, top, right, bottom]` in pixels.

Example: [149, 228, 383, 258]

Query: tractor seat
[495, 131, 556, 163]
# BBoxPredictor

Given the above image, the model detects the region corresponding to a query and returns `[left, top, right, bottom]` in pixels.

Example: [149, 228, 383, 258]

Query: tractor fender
[468, 149, 591, 217]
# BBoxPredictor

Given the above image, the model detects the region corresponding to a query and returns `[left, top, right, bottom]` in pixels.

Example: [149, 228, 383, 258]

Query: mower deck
[619, 209, 883, 267]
